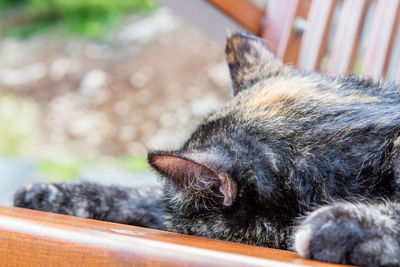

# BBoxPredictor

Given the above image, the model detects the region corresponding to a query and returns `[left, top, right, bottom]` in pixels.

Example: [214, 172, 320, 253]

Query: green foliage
[39, 158, 82, 182]
[123, 155, 150, 172]
[353, 57, 364, 75]
[2, 0, 157, 38]
[0, 0, 24, 9]
[4, 20, 53, 39]
[0, 95, 39, 156]
[38, 156, 149, 182]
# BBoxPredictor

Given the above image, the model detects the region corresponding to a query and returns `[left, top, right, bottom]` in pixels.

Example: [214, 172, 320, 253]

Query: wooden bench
[0, 206, 346, 266]
[207, 0, 400, 81]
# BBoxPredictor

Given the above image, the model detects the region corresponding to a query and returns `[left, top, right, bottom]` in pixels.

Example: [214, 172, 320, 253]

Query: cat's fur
[13, 33, 400, 266]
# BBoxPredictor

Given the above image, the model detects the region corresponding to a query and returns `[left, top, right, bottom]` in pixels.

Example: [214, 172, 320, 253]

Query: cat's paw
[294, 202, 400, 267]
[13, 183, 61, 212]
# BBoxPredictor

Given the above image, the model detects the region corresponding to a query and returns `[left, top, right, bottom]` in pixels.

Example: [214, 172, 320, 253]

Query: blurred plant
[353, 57, 364, 75]
[1, 0, 157, 38]
[0, 0, 24, 9]
[39, 158, 82, 182]
[0, 94, 40, 156]
[38, 155, 149, 182]
[123, 155, 150, 172]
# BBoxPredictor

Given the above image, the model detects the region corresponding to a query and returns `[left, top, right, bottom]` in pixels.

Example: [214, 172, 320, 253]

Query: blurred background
[0, 0, 267, 205]
[3, 0, 397, 206]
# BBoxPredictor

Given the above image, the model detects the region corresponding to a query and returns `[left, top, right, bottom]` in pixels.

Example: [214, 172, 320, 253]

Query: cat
[13, 33, 400, 267]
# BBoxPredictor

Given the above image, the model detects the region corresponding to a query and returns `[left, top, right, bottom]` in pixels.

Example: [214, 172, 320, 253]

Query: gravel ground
[0, 8, 231, 205]
[0, 8, 231, 159]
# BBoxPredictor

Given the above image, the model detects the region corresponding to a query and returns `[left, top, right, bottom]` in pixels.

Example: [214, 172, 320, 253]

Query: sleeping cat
[13, 33, 400, 266]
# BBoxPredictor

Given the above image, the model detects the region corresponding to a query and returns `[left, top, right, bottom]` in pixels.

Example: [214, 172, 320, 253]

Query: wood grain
[0, 206, 348, 266]
[262, 0, 311, 64]
[205, 0, 265, 35]
[279, 0, 312, 65]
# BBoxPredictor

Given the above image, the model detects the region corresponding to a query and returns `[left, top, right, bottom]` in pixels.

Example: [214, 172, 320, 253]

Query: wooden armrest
[0, 206, 344, 266]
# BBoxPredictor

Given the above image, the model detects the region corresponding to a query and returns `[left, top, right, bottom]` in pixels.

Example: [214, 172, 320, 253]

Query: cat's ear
[148, 151, 237, 206]
[226, 33, 288, 95]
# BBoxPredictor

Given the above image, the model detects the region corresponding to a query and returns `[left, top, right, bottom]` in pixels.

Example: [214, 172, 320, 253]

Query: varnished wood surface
[279, 0, 311, 65]
[0, 206, 348, 266]
[262, 0, 311, 64]
[205, 0, 265, 35]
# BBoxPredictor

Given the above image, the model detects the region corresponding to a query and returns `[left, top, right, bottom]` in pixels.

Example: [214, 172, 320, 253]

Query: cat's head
[148, 33, 297, 247]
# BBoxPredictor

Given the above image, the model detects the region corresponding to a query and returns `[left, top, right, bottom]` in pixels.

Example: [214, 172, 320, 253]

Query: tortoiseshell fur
[14, 33, 400, 266]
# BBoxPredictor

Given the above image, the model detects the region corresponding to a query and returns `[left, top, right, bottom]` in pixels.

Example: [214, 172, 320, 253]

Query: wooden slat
[395, 37, 400, 82]
[261, 0, 299, 56]
[262, 0, 312, 63]
[328, 0, 371, 75]
[362, 0, 400, 79]
[205, 0, 265, 35]
[298, 0, 338, 71]
[280, 0, 312, 64]
[0, 206, 347, 266]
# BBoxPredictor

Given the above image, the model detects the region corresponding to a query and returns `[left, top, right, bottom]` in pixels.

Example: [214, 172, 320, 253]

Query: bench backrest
[207, 0, 400, 81]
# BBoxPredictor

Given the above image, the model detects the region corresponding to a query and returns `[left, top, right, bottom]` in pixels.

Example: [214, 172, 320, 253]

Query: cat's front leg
[293, 201, 400, 267]
[13, 182, 165, 230]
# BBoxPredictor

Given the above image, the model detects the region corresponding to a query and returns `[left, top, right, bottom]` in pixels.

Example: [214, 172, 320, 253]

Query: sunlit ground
[0, 0, 231, 204]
